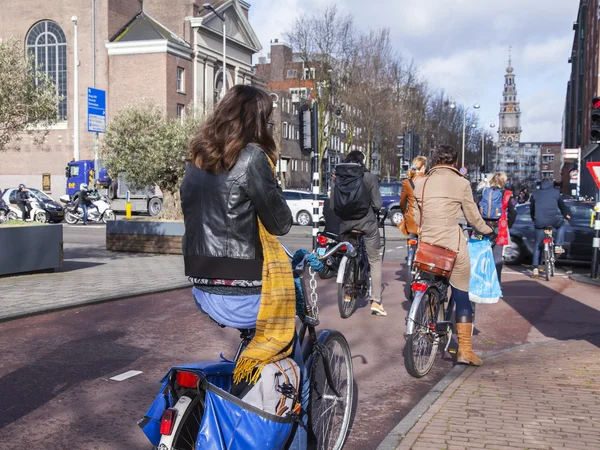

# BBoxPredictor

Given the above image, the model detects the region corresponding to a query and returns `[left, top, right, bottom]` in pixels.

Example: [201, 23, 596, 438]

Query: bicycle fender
[336, 256, 349, 283]
[302, 329, 333, 371]
[405, 291, 427, 336]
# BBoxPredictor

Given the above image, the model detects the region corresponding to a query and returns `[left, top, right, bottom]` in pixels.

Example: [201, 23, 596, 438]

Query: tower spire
[508, 46, 512, 67]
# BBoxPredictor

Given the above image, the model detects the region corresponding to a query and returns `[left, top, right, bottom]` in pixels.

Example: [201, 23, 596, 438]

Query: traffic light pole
[311, 104, 320, 251]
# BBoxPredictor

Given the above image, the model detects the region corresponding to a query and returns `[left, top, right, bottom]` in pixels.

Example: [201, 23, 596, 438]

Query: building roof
[198, 0, 229, 17]
[110, 11, 190, 48]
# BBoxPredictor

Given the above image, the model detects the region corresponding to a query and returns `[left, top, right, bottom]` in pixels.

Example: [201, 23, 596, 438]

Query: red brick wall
[166, 54, 194, 117]
[108, 53, 168, 114]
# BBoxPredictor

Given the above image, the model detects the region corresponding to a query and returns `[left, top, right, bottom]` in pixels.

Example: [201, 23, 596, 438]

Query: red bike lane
[0, 263, 597, 449]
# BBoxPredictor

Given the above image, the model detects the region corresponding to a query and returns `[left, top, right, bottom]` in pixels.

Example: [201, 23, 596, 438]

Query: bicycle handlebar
[281, 241, 356, 262]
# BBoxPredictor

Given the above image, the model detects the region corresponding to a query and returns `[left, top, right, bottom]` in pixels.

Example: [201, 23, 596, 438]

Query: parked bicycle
[337, 209, 387, 319]
[140, 242, 356, 450]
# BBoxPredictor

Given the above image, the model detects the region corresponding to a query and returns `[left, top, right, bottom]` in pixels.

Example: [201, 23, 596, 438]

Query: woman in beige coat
[414, 145, 494, 366]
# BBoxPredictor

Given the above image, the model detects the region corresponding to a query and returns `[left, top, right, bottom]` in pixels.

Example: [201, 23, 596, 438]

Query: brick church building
[0, 0, 262, 194]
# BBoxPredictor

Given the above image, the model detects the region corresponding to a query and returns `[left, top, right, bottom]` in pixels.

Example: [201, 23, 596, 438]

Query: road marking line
[387, 250, 394, 253]
[396, 246, 404, 249]
[110, 370, 143, 381]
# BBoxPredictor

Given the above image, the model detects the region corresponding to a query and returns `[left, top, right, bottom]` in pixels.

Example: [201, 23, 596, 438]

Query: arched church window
[26, 20, 68, 119]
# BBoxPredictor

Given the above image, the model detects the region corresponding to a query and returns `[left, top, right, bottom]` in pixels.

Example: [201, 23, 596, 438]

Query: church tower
[498, 50, 522, 145]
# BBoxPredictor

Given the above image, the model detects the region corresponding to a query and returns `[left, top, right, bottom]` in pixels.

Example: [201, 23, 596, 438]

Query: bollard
[125, 202, 132, 219]
[592, 202, 600, 279]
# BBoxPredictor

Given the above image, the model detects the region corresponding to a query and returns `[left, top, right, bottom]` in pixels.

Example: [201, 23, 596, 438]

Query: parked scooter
[7, 197, 50, 223]
[0, 197, 9, 223]
[60, 193, 115, 224]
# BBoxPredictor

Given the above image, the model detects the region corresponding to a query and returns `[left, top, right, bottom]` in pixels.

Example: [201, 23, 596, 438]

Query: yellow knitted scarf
[232, 158, 296, 385]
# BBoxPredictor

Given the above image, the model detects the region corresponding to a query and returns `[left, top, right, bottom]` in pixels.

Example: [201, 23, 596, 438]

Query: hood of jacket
[539, 179, 554, 190]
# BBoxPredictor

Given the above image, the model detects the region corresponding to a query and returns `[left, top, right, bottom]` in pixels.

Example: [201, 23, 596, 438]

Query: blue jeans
[452, 287, 472, 318]
[81, 203, 88, 223]
[532, 222, 565, 267]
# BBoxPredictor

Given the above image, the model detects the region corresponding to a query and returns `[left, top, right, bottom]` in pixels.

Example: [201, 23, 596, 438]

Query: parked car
[283, 190, 325, 226]
[380, 182, 403, 226]
[2, 188, 64, 223]
[0, 193, 9, 223]
[503, 200, 595, 265]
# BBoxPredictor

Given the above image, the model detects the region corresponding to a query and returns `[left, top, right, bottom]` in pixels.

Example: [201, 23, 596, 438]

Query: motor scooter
[7, 198, 50, 223]
[60, 193, 115, 224]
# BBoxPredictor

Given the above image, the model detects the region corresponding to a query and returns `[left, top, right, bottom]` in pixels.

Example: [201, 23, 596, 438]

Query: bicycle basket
[196, 376, 297, 450]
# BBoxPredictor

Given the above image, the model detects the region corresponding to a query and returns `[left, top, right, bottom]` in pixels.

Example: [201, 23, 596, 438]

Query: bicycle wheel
[405, 287, 444, 378]
[337, 257, 358, 319]
[544, 245, 551, 282]
[308, 331, 354, 450]
[170, 392, 204, 450]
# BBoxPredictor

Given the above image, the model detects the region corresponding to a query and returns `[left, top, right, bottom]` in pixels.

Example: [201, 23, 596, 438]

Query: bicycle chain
[308, 266, 319, 319]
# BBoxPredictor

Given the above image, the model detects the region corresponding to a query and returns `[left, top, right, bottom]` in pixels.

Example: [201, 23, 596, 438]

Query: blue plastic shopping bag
[468, 238, 502, 304]
[196, 377, 296, 450]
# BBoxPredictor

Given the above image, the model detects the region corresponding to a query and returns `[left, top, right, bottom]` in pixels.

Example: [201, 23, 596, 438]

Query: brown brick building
[0, 0, 262, 195]
[539, 142, 562, 181]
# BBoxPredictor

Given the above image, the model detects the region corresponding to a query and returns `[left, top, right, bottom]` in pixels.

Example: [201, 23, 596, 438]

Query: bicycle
[336, 210, 387, 319]
[405, 235, 418, 301]
[542, 226, 556, 281]
[403, 226, 477, 378]
[142, 242, 356, 450]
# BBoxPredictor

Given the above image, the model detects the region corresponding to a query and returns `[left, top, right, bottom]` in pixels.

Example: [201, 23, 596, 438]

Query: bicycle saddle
[349, 230, 365, 236]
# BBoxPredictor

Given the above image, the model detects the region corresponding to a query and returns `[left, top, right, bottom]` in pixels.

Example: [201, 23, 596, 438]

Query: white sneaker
[371, 301, 387, 316]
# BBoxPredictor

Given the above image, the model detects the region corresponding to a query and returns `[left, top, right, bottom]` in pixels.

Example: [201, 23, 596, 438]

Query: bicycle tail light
[339, 245, 347, 252]
[543, 238, 552, 244]
[407, 239, 418, 246]
[159, 408, 178, 435]
[411, 282, 428, 292]
[317, 235, 328, 246]
[176, 371, 200, 389]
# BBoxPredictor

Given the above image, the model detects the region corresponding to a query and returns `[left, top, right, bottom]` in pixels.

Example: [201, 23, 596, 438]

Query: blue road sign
[459, 166, 468, 176]
[87, 88, 106, 133]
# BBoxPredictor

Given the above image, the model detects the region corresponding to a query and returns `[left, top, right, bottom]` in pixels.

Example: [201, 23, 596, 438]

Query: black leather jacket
[181, 144, 293, 281]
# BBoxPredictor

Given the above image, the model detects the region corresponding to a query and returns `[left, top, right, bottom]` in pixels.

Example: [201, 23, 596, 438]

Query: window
[26, 20, 68, 119]
[177, 67, 185, 93]
[292, 103, 298, 115]
[310, 68, 316, 79]
[542, 155, 555, 162]
[283, 122, 289, 139]
[284, 191, 301, 200]
[286, 69, 297, 78]
[69, 165, 80, 177]
[541, 170, 554, 178]
[177, 104, 185, 118]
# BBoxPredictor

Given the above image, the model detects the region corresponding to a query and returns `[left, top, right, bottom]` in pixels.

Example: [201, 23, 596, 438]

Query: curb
[569, 272, 600, 286]
[375, 336, 600, 450]
[0, 282, 191, 323]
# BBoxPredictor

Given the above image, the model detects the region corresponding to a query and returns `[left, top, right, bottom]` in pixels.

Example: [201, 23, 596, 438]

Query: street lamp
[71, 16, 79, 161]
[203, 3, 227, 99]
[449, 95, 479, 168]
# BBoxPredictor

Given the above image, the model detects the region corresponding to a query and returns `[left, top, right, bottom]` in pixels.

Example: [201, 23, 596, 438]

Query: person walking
[331, 150, 386, 316]
[476, 172, 516, 283]
[415, 145, 495, 366]
[398, 156, 427, 238]
[181, 85, 309, 448]
[530, 178, 571, 278]
[16, 184, 31, 221]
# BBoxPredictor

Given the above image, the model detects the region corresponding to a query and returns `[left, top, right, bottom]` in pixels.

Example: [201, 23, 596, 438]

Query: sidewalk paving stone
[396, 337, 600, 450]
[0, 244, 189, 321]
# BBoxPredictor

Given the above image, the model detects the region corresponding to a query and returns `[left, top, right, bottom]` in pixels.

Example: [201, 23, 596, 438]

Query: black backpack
[333, 163, 371, 220]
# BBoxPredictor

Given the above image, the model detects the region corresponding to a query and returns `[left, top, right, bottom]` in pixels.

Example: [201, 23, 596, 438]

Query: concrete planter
[0, 224, 63, 275]
[106, 220, 183, 254]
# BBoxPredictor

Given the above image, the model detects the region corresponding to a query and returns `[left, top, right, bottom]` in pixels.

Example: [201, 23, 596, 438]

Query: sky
[248, 0, 579, 143]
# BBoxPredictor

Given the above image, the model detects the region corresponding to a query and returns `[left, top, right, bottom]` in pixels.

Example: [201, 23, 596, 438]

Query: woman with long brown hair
[398, 156, 427, 237]
[181, 85, 307, 448]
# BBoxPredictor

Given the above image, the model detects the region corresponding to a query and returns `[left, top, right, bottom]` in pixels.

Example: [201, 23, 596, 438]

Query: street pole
[481, 132, 485, 178]
[222, 14, 227, 98]
[72, 16, 80, 161]
[591, 203, 600, 279]
[462, 106, 466, 168]
[311, 103, 320, 250]
[92, 0, 99, 185]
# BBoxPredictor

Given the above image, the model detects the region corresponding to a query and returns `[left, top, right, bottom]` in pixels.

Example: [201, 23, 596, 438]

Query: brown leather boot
[456, 320, 483, 366]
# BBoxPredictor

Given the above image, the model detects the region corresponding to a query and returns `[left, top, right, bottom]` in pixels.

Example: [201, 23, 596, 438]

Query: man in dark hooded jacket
[530, 179, 571, 278]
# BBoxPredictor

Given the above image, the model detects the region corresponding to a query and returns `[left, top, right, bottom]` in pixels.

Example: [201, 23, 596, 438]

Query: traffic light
[298, 104, 313, 155]
[404, 131, 412, 161]
[591, 96, 600, 142]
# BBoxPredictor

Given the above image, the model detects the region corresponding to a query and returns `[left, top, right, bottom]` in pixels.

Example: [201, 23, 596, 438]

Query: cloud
[249, 0, 577, 142]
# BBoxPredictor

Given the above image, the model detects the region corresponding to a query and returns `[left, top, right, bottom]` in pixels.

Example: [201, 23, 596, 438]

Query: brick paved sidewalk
[0, 244, 189, 321]
[397, 337, 600, 450]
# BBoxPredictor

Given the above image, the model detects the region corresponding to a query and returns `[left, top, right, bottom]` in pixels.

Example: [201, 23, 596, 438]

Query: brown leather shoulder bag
[413, 176, 460, 279]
